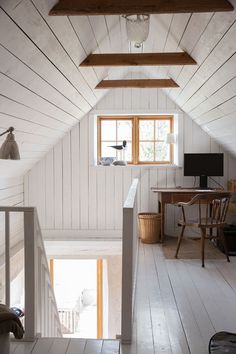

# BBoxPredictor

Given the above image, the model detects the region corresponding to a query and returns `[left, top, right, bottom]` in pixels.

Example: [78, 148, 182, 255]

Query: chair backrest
[181, 192, 231, 227]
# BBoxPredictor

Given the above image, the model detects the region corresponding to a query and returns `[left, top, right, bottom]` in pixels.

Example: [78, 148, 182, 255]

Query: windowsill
[92, 164, 181, 169]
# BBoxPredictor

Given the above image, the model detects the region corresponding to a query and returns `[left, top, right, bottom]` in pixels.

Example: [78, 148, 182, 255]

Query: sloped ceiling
[0, 0, 235, 177]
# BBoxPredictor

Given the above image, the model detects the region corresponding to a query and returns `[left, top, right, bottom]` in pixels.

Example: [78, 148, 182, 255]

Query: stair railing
[121, 178, 139, 344]
[0, 206, 62, 341]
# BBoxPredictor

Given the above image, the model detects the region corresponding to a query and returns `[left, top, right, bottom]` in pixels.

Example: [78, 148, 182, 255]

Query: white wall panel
[0, 177, 24, 260]
[54, 142, 63, 230]
[62, 132, 72, 229]
[25, 89, 236, 239]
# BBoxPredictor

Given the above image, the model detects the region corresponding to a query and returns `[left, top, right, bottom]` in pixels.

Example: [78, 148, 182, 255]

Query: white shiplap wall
[0, 177, 24, 207]
[24, 88, 236, 240]
[0, 177, 24, 299]
[0, 176, 24, 248]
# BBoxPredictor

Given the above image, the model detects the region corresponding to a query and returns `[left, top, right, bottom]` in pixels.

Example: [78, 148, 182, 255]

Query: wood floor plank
[144, 245, 172, 354]
[10, 341, 18, 354]
[12, 340, 37, 354]
[48, 338, 70, 354]
[101, 340, 120, 353]
[83, 339, 103, 354]
[152, 245, 190, 354]
[135, 243, 155, 353]
[66, 338, 86, 354]
[31, 338, 54, 354]
[176, 261, 215, 347]
[214, 259, 236, 294]
[185, 260, 236, 333]
[167, 261, 208, 354]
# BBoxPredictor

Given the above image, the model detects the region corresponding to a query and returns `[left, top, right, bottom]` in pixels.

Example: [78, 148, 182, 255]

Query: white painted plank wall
[0, 177, 24, 259]
[0, 177, 24, 300]
[25, 88, 236, 239]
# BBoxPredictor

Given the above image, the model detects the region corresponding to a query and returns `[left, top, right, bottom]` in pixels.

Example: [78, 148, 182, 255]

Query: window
[97, 116, 173, 164]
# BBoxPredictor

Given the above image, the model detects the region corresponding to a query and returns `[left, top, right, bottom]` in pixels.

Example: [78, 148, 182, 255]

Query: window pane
[101, 120, 116, 140]
[125, 143, 132, 162]
[155, 120, 170, 140]
[155, 142, 170, 161]
[101, 142, 117, 158]
[139, 120, 154, 140]
[139, 142, 154, 161]
[117, 120, 132, 141]
[116, 141, 132, 162]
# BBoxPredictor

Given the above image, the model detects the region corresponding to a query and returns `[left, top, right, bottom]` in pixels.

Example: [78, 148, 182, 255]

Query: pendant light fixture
[0, 127, 20, 160]
[123, 14, 150, 48]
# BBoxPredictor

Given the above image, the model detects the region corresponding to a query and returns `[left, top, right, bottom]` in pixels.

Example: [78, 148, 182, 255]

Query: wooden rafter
[49, 0, 233, 16]
[80, 53, 196, 67]
[96, 79, 179, 89]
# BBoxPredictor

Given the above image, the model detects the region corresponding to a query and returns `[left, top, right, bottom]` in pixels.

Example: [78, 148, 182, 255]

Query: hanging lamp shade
[165, 133, 176, 144]
[0, 127, 20, 160]
[123, 14, 150, 48]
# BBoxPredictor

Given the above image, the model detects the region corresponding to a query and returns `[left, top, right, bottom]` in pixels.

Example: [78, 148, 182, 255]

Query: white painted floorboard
[11, 244, 236, 354]
[121, 243, 236, 354]
[11, 339, 120, 354]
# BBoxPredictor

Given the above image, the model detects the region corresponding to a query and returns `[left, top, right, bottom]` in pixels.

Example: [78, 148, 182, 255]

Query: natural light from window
[97, 115, 173, 164]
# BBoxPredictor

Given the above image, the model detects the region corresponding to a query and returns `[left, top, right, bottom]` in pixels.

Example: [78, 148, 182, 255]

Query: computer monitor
[184, 153, 224, 189]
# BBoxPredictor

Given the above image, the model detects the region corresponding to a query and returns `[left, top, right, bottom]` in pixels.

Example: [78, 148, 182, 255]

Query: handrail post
[3, 211, 10, 354]
[5, 211, 10, 307]
[121, 178, 139, 344]
[24, 209, 37, 340]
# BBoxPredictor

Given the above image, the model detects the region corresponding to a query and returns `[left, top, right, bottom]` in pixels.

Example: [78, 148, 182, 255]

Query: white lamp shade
[0, 132, 20, 160]
[166, 133, 176, 144]
[124, 14, 150, 48]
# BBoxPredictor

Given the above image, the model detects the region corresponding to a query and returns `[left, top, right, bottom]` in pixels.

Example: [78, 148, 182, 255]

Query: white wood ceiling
[0, 0, 236, 177]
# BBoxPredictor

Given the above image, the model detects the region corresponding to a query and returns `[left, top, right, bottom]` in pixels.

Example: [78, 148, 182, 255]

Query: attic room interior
[1, 0, 236, 353]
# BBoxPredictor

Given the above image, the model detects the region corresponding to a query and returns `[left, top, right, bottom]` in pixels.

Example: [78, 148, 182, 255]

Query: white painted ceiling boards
[0, 0, 236, 177]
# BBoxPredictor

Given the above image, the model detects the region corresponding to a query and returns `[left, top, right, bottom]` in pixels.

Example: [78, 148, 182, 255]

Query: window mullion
[154, 120, 156, 162]
[133, 117, 138, 165]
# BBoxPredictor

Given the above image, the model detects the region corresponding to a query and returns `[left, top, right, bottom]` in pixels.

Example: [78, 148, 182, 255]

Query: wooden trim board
[49, 0, 234, 15]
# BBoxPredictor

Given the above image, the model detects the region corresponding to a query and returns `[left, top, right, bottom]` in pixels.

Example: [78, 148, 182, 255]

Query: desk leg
[160, 202, 165, 243]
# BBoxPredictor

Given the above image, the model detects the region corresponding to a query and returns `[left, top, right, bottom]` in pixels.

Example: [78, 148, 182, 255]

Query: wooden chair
[175, 192, 231, 267]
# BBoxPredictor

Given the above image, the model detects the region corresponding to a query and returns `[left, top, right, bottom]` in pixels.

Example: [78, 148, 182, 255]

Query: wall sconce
[166, 133, 176, 144]
[0, 127, 20, 160]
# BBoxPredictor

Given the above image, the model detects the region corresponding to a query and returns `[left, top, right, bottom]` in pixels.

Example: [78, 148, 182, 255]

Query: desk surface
[151, 187, 224, 193]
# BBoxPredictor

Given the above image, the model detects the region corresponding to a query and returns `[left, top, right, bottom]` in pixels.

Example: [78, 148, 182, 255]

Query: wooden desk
[151, 188, 223, 242]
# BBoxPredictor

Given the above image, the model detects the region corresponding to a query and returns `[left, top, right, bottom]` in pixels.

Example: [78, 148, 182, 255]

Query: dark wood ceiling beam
[49, 0, 234, 15]
[95, 79, 179, 89]
[80, 53, 196, 67]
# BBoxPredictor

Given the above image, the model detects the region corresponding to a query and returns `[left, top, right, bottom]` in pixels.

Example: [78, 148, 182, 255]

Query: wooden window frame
[97, 115, 174, 165]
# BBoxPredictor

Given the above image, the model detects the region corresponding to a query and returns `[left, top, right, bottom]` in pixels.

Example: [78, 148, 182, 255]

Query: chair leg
[219, 228, 230, 263]
[175, 225, 185, 258]
[200, 228, 206, 268]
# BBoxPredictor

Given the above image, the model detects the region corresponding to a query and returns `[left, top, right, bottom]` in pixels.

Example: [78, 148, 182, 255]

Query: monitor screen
[184, 153, 224, 177]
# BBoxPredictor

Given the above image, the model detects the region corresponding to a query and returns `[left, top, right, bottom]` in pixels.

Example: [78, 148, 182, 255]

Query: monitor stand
[199, 175, 208, 189]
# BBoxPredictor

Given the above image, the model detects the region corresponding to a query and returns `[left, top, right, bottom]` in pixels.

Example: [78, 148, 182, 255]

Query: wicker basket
[138, 212, 161, 244]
